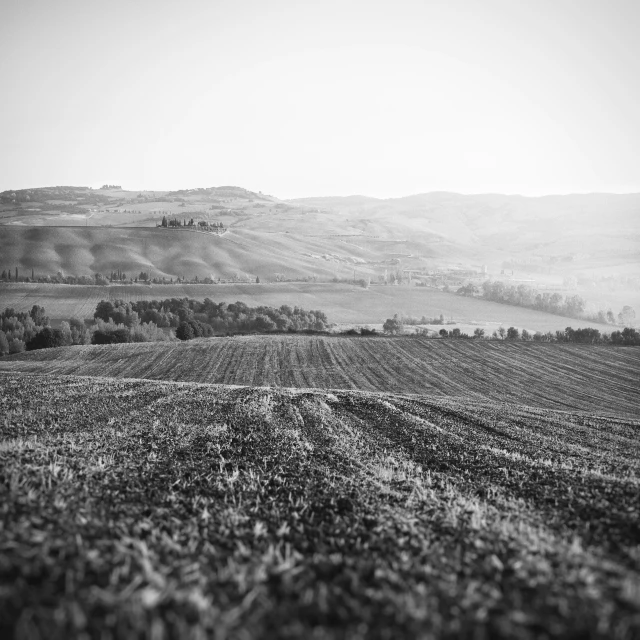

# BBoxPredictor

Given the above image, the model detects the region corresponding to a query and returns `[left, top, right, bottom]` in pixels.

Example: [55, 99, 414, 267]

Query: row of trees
[160, 216, 225, 230]
[0, 268, 258, 286]
[435, 325, 640, 345]
[381, 312, 640, 344]
[458, 281, 636, 326]
[1, 269, 100, 285]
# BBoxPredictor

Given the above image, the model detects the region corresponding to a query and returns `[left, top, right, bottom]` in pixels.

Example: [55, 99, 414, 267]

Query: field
[1, 373, 639, 639]
[0, 282, 616, 333]
[2, 337, 639, 417]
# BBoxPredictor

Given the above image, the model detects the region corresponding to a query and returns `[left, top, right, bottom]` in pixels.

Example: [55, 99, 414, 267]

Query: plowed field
[2, 336, 639, 416]
[1, 374, 639, 639]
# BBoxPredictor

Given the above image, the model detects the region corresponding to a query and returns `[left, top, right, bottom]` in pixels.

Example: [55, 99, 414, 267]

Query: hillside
[1, 373, 638, 638]
[1, 187, 639, 310]
[0, 226, 372, 282]
[3, 337, 639, 416]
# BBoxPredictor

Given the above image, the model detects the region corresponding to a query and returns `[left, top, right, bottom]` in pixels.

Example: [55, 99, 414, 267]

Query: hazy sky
[1, 0, 639, 198]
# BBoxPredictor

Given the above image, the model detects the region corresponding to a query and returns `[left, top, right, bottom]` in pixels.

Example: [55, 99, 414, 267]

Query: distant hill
[1, 186, 639, 309]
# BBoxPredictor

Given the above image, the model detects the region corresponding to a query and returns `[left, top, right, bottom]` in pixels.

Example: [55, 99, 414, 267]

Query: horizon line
[2, 184, 640, 201]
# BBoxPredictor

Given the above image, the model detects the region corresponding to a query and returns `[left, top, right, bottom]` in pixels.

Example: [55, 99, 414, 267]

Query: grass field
[2, 336, 639, 416]
[0, 282, 616, 332]
[1, 373, 639, 639]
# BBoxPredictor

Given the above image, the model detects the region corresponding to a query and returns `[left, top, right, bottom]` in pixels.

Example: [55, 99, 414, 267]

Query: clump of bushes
[341, 327, 378, 336]
[90, 318, 173, 345]
[93, 298, 329, 341]
[0, 305, 51, 354]
[0, 304, 174, 354]
[92, 298, 330, 342]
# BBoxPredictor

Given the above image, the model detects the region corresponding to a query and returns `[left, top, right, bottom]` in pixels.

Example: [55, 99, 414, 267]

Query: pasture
[2, 336, 639, 416]
[1, 373, 638, 638]
[0, 281, 615, 332]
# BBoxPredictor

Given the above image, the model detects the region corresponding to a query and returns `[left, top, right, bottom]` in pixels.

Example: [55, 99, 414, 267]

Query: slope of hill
[0, 226, 374, 282]
[1, 373, 639, 638]
[3, 337, 639, 416]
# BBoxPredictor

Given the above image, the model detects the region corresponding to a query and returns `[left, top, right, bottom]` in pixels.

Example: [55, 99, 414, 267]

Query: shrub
[0, 330, 8, 356]
[92, 328, 131, 344]
[9, 338, 26, 354]
[506, 327, 520, 340]
[176, 321, 195, 341]
[383, 315, 403, 335]
[26, 327, 65, 351]
[130, 323, 172, 343]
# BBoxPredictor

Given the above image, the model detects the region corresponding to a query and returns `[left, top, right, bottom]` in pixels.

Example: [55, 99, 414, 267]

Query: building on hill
[159, 216, 226, 233]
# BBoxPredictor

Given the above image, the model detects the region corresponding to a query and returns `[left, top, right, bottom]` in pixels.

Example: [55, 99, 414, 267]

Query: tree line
[0, 269, 256, 286]
[457, 280, 636, 326]
[381, 313, 640, 345]
[160, 216, 225, 230]
[436, 326, 640, 344]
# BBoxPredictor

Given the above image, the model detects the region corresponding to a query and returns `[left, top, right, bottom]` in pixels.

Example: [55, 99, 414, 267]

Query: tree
[521, 329, 532, 341]
[383, 314, 403, 335]
[161, 215, 168, 228]
[30, 305, 48, 326]
[253, 315, 277, 332]
[8, 338, 25, 354]
[256, 276, 260, 284]
[473, 328, 485, 339]
[59, 321, 73, 346]
[0, 330, 9, 355]
[94, 300, 115, 322]
[618, 306, 636, 326]
[176, 321, 195, 341]
[506, 327, 520, 340]
[497, 326, 506, 340]
[26, 327, 65, 351]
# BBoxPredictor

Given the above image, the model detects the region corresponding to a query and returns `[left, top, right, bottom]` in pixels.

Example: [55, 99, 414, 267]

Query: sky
[1, 0, 639, 198]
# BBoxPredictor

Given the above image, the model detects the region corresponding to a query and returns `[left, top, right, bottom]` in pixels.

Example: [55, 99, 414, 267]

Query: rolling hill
[1, 187, 639, 289]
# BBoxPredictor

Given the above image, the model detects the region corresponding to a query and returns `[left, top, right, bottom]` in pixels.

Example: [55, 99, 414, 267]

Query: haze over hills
[1, 185, 639, 312]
